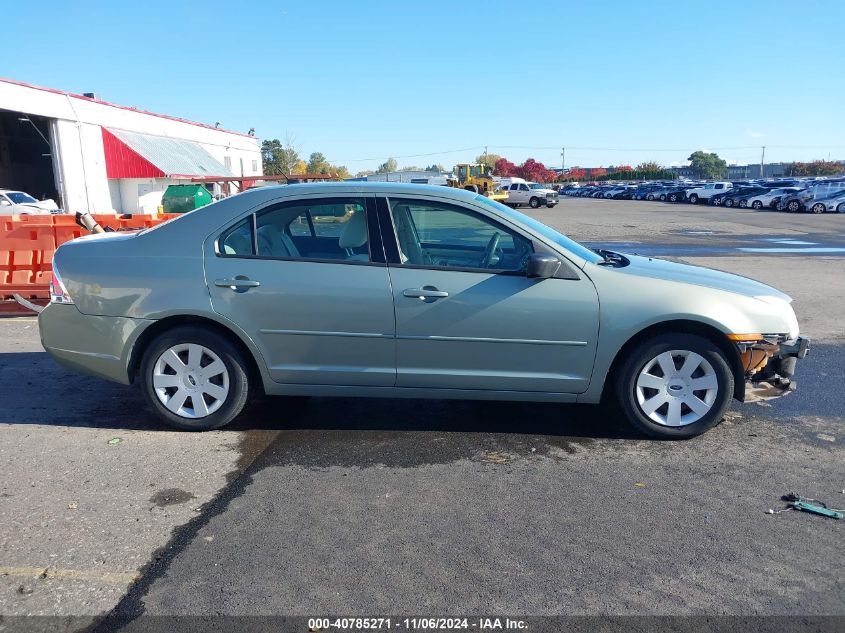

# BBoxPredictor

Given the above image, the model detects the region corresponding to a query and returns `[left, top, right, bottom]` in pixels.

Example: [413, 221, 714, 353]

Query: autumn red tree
[516, 158, 558, 183]
[493, 157, 518, 177]
[786, 160, 843, 177]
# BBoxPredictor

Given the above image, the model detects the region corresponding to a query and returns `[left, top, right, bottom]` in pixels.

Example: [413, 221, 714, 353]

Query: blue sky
[5, 0, 844, 171]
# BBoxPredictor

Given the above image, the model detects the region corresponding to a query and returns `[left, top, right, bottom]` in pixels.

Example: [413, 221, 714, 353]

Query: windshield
[474, 195, 603, 264]
[6, 192, 38, 204]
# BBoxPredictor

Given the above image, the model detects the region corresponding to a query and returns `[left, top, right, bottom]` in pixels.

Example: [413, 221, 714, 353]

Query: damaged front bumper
[739, 336, 810, 402]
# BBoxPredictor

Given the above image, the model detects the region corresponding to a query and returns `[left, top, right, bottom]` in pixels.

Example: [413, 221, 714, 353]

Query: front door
[380, 195, 600, 393]
[205, 195, 396, 387]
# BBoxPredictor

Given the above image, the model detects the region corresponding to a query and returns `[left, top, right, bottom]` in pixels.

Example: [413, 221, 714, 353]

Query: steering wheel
[480, 232, 501, 268]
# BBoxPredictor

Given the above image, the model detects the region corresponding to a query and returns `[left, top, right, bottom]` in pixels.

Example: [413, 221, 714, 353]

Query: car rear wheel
[712, 197, 721, 206]
[724, 198, 734, 207]
[811, 202, 826, 214]
[739, 199, 748, 208]
[838, 203, 845, 213]
[668, 193, 678, 202]
[787, 200, 801, 213]
[615, 333, 734, 439]
[688, 194, 699, 204]
[646, 194, 654, 201]
[752, 200, 763, 210]
[529, 197, 540, 208]
[140, 326, 250, 431]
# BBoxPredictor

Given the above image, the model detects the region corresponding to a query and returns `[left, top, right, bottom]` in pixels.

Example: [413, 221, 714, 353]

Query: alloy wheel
[635, 350, 718, 427]
[152, 344, 230, 418]
[812, 203, 826, 214]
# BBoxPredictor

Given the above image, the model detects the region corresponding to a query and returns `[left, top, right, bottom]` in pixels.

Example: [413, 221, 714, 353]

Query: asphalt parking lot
[0, 198, 842, 629]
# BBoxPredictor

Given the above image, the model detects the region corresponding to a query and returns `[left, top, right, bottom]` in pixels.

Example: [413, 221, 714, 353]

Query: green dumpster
[161, 184, 213, 214]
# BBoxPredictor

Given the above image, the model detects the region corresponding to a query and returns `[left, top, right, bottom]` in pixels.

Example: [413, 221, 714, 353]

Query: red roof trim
[1, 76, 253, 138]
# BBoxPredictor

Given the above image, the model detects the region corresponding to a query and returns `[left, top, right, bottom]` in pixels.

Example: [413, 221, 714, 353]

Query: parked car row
[559, 178, 845, 213]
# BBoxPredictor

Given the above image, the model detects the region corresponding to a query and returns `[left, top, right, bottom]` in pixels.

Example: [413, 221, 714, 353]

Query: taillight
[49, 269, 74, 304]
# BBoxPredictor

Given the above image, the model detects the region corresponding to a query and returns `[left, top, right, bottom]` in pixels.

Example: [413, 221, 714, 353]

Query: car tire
[787, 200, 801, 213]
[811, 203, 826, 214]
[668, 193, 678, 202]
[837, 203, 845, 213]
[659, 194, 666, 201]
[529, 197, 540, 209]
[140, 326, 250, 431]
[712, 197, 721, 206]
[646, 194, 654, 201]
[724, 198, 734, 207]
[546, 203, 555, 208]
[739, 199, 748, 208]
[752, 200, 763, 210]
[688, 194, 699, 204]
[615, 333, 734, 440]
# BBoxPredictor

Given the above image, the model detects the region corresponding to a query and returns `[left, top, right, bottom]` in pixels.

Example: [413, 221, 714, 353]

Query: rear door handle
[403, 286, 449, 300]
[214, 276, 261, 290]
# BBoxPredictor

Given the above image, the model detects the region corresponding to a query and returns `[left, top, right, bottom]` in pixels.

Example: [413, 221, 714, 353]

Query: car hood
[615, 254, 791, 301]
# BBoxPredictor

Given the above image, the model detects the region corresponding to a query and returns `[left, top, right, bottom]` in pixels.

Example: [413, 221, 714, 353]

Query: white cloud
[747, 131, 765, 138]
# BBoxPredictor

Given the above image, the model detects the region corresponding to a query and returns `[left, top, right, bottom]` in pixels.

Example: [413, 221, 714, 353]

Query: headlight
[755, 295, 799, 340]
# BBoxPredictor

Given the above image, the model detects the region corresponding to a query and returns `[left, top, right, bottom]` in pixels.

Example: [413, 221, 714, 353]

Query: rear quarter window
[219, 217, 254, 256]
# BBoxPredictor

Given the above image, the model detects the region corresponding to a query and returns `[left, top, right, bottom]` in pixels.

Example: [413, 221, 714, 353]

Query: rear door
[204, 194, 396, 387]
[378, 195, 600, 393]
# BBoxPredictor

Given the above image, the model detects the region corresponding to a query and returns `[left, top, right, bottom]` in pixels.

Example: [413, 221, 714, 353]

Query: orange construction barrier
[0, 213, 181, 301]
[0, 215, 56, 299]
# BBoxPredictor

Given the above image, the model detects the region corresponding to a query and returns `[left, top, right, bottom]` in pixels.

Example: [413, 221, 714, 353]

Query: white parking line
[739, 247, 845, 253]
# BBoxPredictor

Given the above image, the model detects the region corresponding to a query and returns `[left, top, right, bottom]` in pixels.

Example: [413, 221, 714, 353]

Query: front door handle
[214, 276, 261, 291]
[403, 286, 449, 301]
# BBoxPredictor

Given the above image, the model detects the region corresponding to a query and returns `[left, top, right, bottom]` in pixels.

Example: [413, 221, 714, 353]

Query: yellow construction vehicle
[447, 164, 509, 202]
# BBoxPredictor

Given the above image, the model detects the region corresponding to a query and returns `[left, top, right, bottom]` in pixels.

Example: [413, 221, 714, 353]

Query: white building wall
[0, 79, 262, 214]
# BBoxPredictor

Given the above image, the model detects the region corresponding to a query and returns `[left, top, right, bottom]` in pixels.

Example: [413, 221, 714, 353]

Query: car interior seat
[257, 224, 300, 258]
[337, 211, 369, 260]
[390, 204, 428, 265]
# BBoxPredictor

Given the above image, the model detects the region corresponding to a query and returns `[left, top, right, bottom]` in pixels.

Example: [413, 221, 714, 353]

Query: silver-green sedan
[39, 183, 808, 438]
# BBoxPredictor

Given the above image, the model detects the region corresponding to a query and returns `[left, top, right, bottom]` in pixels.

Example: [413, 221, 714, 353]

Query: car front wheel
[688, 194, 699, 204]
[811, 203, 826, 214]
[752, 200, 763, 210]
[529, 197, 540, 208]
[838, 203, 845, 213]
[140, 326, 250, 430]
[615, 333, 734, 439]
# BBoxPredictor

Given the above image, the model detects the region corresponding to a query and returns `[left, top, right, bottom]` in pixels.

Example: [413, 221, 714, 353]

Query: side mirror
[526, 253, 561, 279]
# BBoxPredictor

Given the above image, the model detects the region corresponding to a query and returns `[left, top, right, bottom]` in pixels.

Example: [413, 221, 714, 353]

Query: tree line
[262, 139, 843, 183]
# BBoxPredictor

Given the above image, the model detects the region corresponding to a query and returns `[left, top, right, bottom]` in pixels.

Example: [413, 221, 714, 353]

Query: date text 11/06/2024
[307, 617, 529, 630]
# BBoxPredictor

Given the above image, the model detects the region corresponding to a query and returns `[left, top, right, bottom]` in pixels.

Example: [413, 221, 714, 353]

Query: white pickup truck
[685, 182, 732, 204]
[501, 180, 559, 208]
